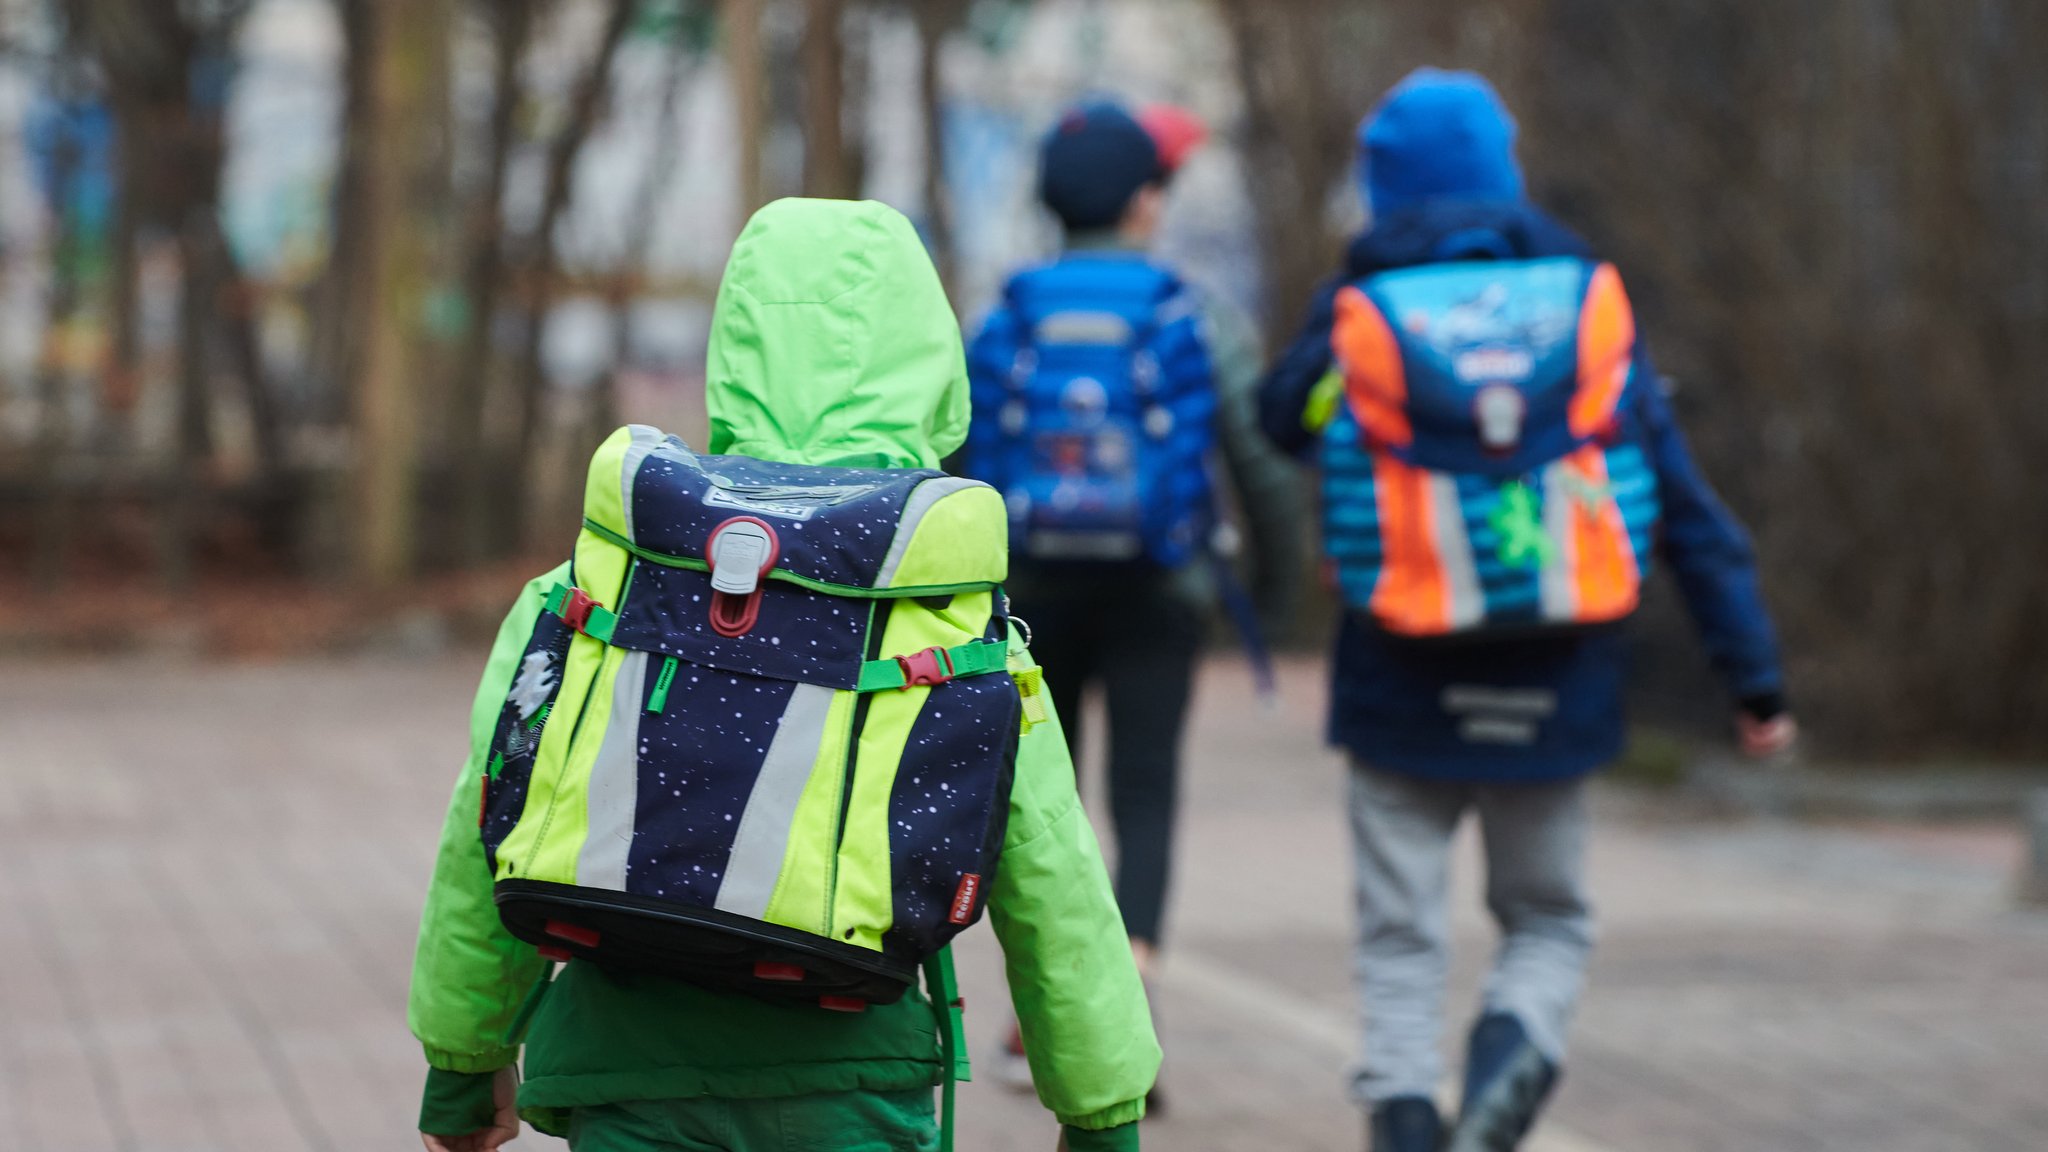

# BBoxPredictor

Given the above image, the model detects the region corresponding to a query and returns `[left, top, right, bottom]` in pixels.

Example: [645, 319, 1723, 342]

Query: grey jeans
[1347, 762, 1595, 1105]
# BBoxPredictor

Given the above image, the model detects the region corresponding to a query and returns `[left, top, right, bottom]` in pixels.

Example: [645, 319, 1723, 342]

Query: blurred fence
[1, 0, 2044, 759]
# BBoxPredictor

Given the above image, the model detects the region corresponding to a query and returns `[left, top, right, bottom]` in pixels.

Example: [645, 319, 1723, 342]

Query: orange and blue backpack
[1319, 256, 1660, 637]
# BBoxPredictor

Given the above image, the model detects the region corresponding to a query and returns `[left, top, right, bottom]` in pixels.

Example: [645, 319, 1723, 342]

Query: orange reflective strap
[1368, 455, 1452, 634]
[1571, 263, 1635, 438]
[1564, 446, 1641, 622]
[1333, 286, 1414, 448]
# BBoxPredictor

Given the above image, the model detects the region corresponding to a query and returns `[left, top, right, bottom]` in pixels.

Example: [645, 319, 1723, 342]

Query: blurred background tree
[0, 0, 2043, 758]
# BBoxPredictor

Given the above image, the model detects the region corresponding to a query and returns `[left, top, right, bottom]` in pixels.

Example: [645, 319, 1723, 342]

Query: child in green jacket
[408, 198, 1159, 1152]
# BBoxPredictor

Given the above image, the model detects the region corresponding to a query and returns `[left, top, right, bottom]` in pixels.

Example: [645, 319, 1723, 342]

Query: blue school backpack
[1320, 256, 1662, 637]
[964, 254, 1219, 568]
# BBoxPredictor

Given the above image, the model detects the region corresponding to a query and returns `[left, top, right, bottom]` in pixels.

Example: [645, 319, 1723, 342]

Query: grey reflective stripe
[1428, 473, 1485, 631]
[875, 477, 986, 588]
[1025, 529, 1144, 561]
[620, 424, 665, 544]
[576, 649, 647, 892]
[1034, 311, 1133, 346]
[714, 683, 837, 920]
[1539, 462, 1577, 620]
[1155, 288, 1200, 328]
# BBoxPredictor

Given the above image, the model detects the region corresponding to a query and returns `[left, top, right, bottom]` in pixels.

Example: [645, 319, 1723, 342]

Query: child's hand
[420, 1067, 520, 1152]
[1736, 711, 1799, 760]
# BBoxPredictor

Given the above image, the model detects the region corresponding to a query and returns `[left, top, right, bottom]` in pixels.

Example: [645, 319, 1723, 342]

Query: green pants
[566, 1090, 940, 1152]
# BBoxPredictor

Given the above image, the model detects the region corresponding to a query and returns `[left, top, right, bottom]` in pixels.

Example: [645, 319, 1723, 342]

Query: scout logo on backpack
[963, 256, 1220, 568]
[478, 424, 1025, 1008]
[1320, 257, 1661, 637]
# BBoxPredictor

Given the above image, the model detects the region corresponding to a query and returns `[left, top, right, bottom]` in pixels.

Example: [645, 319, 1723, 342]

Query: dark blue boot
[1369, 1096, 1444, 1152]
[1447, 1013, 1558, 1152]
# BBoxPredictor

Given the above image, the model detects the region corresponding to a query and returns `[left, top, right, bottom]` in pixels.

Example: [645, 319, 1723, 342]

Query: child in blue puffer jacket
[1258, 68, 1797, 1152]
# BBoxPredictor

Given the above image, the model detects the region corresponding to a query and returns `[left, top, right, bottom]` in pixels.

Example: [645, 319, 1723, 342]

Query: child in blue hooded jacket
[1258, 69, 1797, 1152]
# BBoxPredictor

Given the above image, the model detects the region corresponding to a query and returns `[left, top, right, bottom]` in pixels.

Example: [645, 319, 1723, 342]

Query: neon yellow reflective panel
[920, 590, 994, 641]
[884, 486, 1008, 590]
[495, 632, 604, 881]
[496, 537, 633, 882]
[501, 635, 618, 877]
[829, 593, 995, 951]
[583, 426, 636, 540]
[759, 687, 859, 937]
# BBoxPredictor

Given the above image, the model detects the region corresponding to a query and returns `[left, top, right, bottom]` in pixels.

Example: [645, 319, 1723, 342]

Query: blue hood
[1358, 68, 1525, 218]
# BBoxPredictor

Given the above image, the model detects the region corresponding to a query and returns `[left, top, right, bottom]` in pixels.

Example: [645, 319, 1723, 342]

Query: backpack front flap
[482, 426, 1022, 1005]
[1336, 257, 1634, 476]
[1322, 260, 1659, 637]
[968, 258, 1219, 566]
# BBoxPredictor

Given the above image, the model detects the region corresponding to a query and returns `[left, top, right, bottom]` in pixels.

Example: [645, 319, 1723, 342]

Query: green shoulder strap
[922, 947, 970, 1152]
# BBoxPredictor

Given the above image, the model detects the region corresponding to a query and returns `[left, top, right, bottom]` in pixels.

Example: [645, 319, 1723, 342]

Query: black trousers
[1008, 563, 1203, 945]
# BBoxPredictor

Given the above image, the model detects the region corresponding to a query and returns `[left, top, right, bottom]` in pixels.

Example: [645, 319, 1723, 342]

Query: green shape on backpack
[1303, 369, 1347, 434]
[646, 656, 678, 714]
[1491, 480, 1556, 571]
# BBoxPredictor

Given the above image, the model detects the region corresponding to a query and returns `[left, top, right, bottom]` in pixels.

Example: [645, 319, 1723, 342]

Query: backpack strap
[855, 639, 1010, 692]
[1571, 262, 1636, 437]
[923, 947, 970, 1152]
[544, 583, 618, 643]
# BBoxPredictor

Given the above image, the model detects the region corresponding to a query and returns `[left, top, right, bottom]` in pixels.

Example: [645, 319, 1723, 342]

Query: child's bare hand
[420, 1067, 520, 1152]
[1737, 711, 1799, 760]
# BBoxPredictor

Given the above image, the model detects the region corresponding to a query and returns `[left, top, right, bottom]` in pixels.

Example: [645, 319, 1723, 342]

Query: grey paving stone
[2, 654, 2043, 1152]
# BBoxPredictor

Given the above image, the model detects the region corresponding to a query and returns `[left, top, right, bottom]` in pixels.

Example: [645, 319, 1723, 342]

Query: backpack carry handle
[707, 517, 780, 637]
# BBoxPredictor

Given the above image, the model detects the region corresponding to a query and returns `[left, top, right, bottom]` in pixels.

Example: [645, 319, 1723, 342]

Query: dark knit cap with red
[1036, 101, 1167, 231]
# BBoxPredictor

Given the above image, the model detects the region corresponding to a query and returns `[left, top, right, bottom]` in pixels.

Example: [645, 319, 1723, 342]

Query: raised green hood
[706, 198, 968, 471]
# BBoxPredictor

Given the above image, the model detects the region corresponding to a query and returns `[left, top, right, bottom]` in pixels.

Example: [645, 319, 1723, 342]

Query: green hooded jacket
[408, 199, 1159, 1149]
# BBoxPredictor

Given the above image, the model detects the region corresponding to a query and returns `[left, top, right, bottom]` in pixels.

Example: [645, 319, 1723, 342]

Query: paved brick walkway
[3, 654, 2043, 1152]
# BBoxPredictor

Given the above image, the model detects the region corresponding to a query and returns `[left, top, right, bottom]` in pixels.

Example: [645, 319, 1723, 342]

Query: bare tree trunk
[1216, 0, 1360, 345]
[450, 0, 535, 563]
[910, 0, 965, 294]
[31, 117, 86, 591]
[162, 205, 219, 591]
[724, 0, 768, 216]
[504, 0, 636, 544]
[313, 0, 375, 429]
[101, 133, 142, 440]
[203, 214, 284, 484]
[349, 0, 453, 586]
[800, 0, 850, 198]
[69, 0, 289, 582]
[605, 22, 704, 418]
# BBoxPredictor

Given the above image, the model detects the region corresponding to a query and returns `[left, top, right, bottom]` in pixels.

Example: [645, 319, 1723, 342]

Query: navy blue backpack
[964, 255, 1218, 568]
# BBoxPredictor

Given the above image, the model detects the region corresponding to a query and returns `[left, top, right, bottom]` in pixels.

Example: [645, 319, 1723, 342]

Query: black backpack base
[495, 879, 918, 1007]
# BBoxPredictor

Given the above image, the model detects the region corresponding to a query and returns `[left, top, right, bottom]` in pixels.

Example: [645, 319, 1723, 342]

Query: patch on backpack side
[948, 874, 981, 925]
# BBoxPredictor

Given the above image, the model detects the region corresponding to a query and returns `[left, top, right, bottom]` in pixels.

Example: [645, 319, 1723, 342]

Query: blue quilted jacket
[1260, 201, 1785, 782]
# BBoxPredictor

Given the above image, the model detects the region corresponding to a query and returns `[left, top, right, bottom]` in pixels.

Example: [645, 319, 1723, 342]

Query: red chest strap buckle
[557, 588, 602, 634]
[895, 645, 957, 688]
